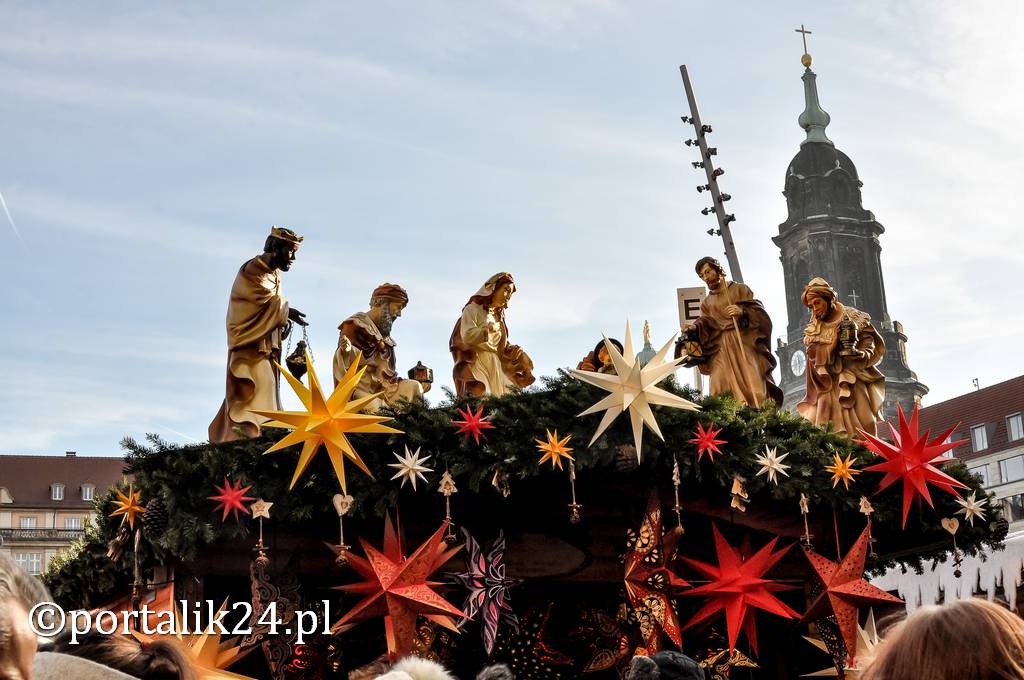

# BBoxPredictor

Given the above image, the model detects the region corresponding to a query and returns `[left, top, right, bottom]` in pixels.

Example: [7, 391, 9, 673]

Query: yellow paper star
[825, 452, 861, 490]
[536, 430, 575, 470]
[110, 483, 145, 529]
[252, 351, 402, 493]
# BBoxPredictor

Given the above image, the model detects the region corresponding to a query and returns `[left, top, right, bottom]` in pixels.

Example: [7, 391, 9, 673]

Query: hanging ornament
[622, 491, 689, 651]
[942, 517, 964, 578]
[388, 446, 433, 490]
[253, 352, 401, 494]
[689, 421, 727, 463]
[438, 470, 459, 545]
[825, 453, 860, 491]
[453, 404, 495, 445]
[568, 462, 583, 524]
[955, 491, 989, 527]
[449, 528, 522, 655]
[671, 456, 683, 530]
[110, 483, 145, 529]
[333, 514, 465, 660]
[860, 405, 969, 528]
[569, 321, 698, 462]
[803, 608, 881, 677]
[680, 524, 799, 654]
[858, 496, 874, 517]
[536, 430, 574, 470]
[800, 524, 903, 668]
[250, 498, 273, 553]
[491, 469, 511, 498]
[754, 445, 791, 485]
[328, 493, 355, 567]
[800, 493, 814, 549]
[700, 648, 760, 679]
[730, 475, 749, 513]
[208, 476, 256, 523]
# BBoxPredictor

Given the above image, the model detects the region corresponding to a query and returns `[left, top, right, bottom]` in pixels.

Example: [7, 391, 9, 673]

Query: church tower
[773, 45, 928, 423]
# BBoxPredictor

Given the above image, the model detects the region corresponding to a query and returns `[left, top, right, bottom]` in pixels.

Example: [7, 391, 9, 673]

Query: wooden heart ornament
[941, 517, 960, 535]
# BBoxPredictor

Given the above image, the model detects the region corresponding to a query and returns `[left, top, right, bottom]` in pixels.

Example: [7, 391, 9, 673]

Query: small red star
[207, 476, 256, 523]
[453, 404, 495, 445]
[689, 421, 727, 462]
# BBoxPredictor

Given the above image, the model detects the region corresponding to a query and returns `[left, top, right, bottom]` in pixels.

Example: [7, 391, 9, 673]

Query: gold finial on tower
[643, 320, 651, 345]
[795, 24, 813, 68]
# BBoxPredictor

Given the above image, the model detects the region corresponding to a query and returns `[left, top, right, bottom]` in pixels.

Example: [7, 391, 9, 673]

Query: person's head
[262, 226, 303, 272]
[368, 283, 410, 337]
[626, 650, 706, 680]
[861, 598, 1024, 680]
[694, 257, 726, 290]
[594, 338, 624, 367]
[0, 552, 49, 680]
[468, 273, 516, 312]
[53, 631, 196, 680]
[801, 277, 838, 321]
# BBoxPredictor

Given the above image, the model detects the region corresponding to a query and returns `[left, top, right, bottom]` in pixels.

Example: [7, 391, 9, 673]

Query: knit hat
[626, 651, 706, 680]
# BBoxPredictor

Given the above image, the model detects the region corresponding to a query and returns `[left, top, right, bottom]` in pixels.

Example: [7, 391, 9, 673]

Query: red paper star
[207, 476, 256, 523]
[453, 404, 495, 445]
[801, 523, 903, 666]
[859, 404, 969, 528]
[333, 514, 465, 659]
[623, 491, 689, 651]
[689, 421, 727, 462]
[680, 524, 799, 655]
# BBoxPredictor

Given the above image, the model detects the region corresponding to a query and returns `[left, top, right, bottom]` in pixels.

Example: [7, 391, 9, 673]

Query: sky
[2, 1, 1022, 456]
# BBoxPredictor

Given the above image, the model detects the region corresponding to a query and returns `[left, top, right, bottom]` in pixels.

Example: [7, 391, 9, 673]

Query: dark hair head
[53, 631, 196, 680]
[694, 256, 725, 277]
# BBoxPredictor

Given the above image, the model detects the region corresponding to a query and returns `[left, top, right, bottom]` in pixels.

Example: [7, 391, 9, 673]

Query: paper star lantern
[208, 476, 255, 523]
[825, 453, 860, 491]
[110, 483, 145, 529]
[449, 528, 522, 654]
[333, 514, 465, 659]
[803, 608, 881, 677]
[801, 524, 903, 666]
[860, 405, 969, 528]
[689, 421, 727, 463]
[388, 446, 433, 491]
[754, 445, 791, 485]
[955, 491, 988, 527]
[569, 321, 698, 462]
[536, 430, 574, 470]
[252, 351, 402, 494]
[453, 404, 495, 445]
[680, 524, 799, 654]
[623, 491, 689, 651]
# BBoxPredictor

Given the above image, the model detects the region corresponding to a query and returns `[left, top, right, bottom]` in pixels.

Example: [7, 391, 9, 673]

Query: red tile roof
[0, 454, 126, 509]
[918, 375, 1024, 462]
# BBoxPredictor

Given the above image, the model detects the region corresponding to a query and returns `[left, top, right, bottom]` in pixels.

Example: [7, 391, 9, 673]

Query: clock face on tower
[790, 349, 807, 377]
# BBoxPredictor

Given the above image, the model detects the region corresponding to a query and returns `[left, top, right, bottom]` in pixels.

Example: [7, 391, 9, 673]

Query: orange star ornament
[110, 483, 145, 529]
[536, 430, 574, 470]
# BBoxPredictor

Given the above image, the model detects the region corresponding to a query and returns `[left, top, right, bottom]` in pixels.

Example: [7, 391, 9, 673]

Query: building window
[941, 433, 958, 458]
[64, 517, 82, 530]
[19, 517, 37, 529]
[14, 552, 42, 575]
[1008, 414, 1024, 442]
[971, 425, 989, 452]
[969, 465, 990, 487]
[1000, 455, 1024, 484]
[81, 484, 95, 501]
[1003, 494, 1024, 523]
[50, 483, 65, 501]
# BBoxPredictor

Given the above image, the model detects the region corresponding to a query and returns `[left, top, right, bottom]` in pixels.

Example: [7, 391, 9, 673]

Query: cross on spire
[848, 289, 861, 308]
[795, 24, 812, 54]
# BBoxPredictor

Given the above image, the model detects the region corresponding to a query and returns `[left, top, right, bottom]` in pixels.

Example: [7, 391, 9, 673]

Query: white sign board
[677, 286, 707, 328]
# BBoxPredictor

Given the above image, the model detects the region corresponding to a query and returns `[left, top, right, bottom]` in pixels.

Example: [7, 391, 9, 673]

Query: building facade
[0, 452, 125, 574]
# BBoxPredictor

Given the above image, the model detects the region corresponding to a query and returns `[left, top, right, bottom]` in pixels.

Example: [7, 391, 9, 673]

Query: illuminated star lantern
[453, 404, 495, 445]
[860, 405, 969, 528]
[689, 421, 727, 463]
[252, 351, 402, 494]
[536, 430, 574, 470]
[208, 476, 256, 523]
[132, 600, 257, 680]
[955, 491, 988, 527]
[450, 528, 522, 655]
[826, 453, 860, 491]
[333, 514, 465, 659]
[754, 445, 791, 485]
[681, 524, 800, 654]
[388, 446, 433, 491]
[803, 609, 881, 677]
[801, 525, 903, 668]
[569, 321, 698, 462]
[110, 483, 145, 529]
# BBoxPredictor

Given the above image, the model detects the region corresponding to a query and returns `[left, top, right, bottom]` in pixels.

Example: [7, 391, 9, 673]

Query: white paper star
[388, 446, 433, 490]
[955, 491, 988, 527]
[754, 445, 791, 485]
[568, 321, 699, 462]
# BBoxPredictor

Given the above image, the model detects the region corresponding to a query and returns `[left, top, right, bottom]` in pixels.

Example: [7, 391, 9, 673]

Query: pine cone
[994, 517, 1010, 543]
[141, 496, 169, 538]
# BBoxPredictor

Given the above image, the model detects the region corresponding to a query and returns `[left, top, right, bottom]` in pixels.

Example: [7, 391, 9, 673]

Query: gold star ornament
[536, 430, 574, 470]
[252, 351, 402, 493]
[110, 483, 145, 529]
[825, 452, 861, 490]
[250, 498, 273, 519]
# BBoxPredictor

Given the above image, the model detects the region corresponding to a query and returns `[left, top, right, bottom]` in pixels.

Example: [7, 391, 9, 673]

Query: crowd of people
[3, 552, 1024, 679]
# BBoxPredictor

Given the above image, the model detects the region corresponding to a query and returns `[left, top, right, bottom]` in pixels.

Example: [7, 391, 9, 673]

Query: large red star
[333, 514, 465, 659]
[453, 404, 495, 445]
[801, 523, 903, 666]
[689, 421, 727, 462]
[623, 491, 690, 652]
[207, 476, 256, 523]
[680, 524, 799, 655]
[859, 404, 968, 528]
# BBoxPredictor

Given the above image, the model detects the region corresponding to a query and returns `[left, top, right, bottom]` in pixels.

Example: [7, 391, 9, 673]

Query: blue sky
[2, 1, 1021, 455]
